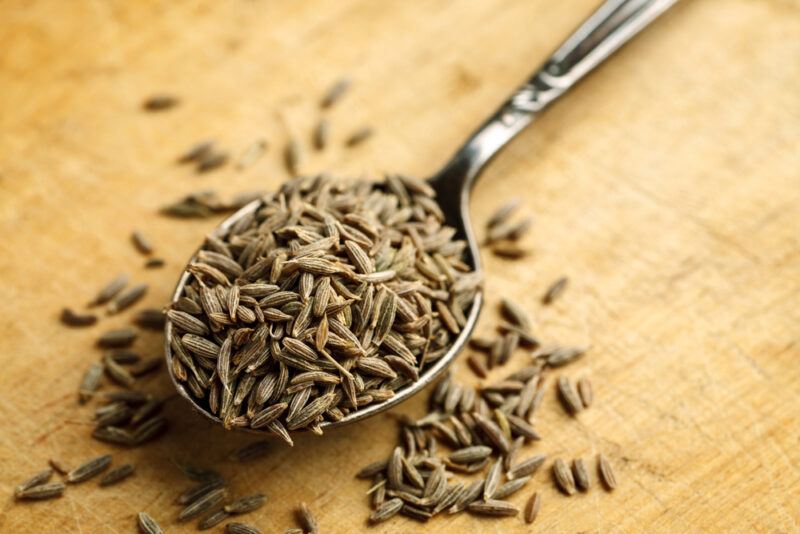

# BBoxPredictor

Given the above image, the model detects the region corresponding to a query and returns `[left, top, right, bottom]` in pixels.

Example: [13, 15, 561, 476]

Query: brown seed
[143, 94, 179, 111]
[229, 440, 272, 462]
[178, 140, 215, 164]
[553, 458, 576, 495]
[546, 345, 587, 367]
[60, 307, 97, 327]
[321, 78, 351, 108]
[486, 198, 521, 229]
[145, 257, 165, 269]
[99, 464, 135, 486]
[67, 454, 112, 483]
[578, 377, 593, 408]
[14, 469, 53, 496]
[137, 512, 164, 534]
[492, 242, 528, 259]
[226, 523, 262, 534]
[179, 487, 227, 521]
[199, 510, 231, 530]
[197, 151, 229, 173]
[524, 492, 542, 524]
[225, 493, 267, 514]
[487, 216, 533, 243]
[473, 412, 510, 453]
[369, 497, 403, 523]
[176, 478, 226, 505]
[104, 355, 136, 388]
[448, 479, 484, 514]
[572, 458, 590, 491]
[356, 459, 388, 479]
[131, 230, 153, 255]
[598, 453, 617, 490]
[313, 119, 329, 150]
[345, 126, 373, 147]
[97, 328, 138, 348]
[15, 482, 65, 501]
[237, 139, 267, 170]
[467, 499, 519, 517]
[78, 362, 103, 403]
[557, 376, 583, 415]
[89, 273, 129, 306]
[499, 298, 531, 331]
[449, 445, 492, 464]
[493, 475, 531, 499]
[284, 138, 301, 176]
[468, 337, 494, 351]
[508, 454, 546, 479]
[297, 502, 319, 534]
[542, 276, 568, 304]
[483, 458, 503, 500]
[108, 283, 148, 314]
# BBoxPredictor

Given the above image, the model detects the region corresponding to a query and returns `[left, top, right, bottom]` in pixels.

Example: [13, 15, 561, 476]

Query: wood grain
[1, 0, 798, 532]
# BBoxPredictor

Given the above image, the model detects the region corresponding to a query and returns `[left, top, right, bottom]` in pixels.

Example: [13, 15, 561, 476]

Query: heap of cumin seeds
[167, 174, 480, 438]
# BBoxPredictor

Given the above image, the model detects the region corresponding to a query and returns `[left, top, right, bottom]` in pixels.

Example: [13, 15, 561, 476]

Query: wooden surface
[1, 0, 799, 532]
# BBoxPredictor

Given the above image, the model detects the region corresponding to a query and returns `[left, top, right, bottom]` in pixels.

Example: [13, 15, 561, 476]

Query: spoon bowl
[165, 194, 483, 434]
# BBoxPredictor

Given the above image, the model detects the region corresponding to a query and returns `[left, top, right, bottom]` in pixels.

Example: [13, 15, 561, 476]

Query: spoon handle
[431, 0, 676, 188]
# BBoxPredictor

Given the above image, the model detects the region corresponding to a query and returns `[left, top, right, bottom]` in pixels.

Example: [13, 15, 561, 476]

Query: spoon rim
[164, 196, 483, 436]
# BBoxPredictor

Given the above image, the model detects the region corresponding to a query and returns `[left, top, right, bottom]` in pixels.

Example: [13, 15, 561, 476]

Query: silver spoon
[166, 0, 676, 435]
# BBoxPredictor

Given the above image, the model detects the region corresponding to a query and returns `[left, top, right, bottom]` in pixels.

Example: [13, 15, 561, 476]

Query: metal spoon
[165, 0, 676, 434]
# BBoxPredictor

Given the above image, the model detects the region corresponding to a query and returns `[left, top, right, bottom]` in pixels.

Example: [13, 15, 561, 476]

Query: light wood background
[1, 0, 798, 532]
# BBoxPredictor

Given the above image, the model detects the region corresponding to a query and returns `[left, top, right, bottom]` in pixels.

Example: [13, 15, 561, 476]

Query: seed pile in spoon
[168, 174, 481, 439]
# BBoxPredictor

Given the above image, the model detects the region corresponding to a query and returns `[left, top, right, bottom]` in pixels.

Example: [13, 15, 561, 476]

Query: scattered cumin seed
[178, 140, 214, 164]
[553, 458, 576, 495]
[542, 276, 568, 304]
[321, 78, 351, 108]
[197, 151, 229, 173]
[237, 139, 267, 170]
[15, 482, 65, 501]
[144, 257, 165, 269]
[557, 376, 583, 415]
[313, 119, 329, 150]
[598, 453, 617, 490]
[137, 512, 165, 534]
[225, 523, 262, 534]
[486, 198, 521, 229]
[578, 377, 593, 408]
[67, 454, 112, 483]
[99, 464, 135, 486]
[78, 362, 103, 404]
[97, 327, 138, 348]
[60, 307, 97, 327]
[199, 510, 230, 530]
[108, 283, 148, 314]
[572, 458, 590, 491]
[89, 273, 129, 307]
[131, 230, 153, 255]
[225, 493, 267, 514]
[369, 498, 403, 523]
[143, 94, 179, 111]
[524, 492, 541, 524]
[345, 126, 373, 147]
[284, 138, 301, 176]
[178, 487, 226, 521]
[297, 502, 319, 534]
[467, 499, 518, 517]
[14, 469, 53, 496]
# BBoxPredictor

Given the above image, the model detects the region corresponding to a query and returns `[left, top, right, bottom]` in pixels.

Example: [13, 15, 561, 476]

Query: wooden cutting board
[1, 0, 798, 532]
